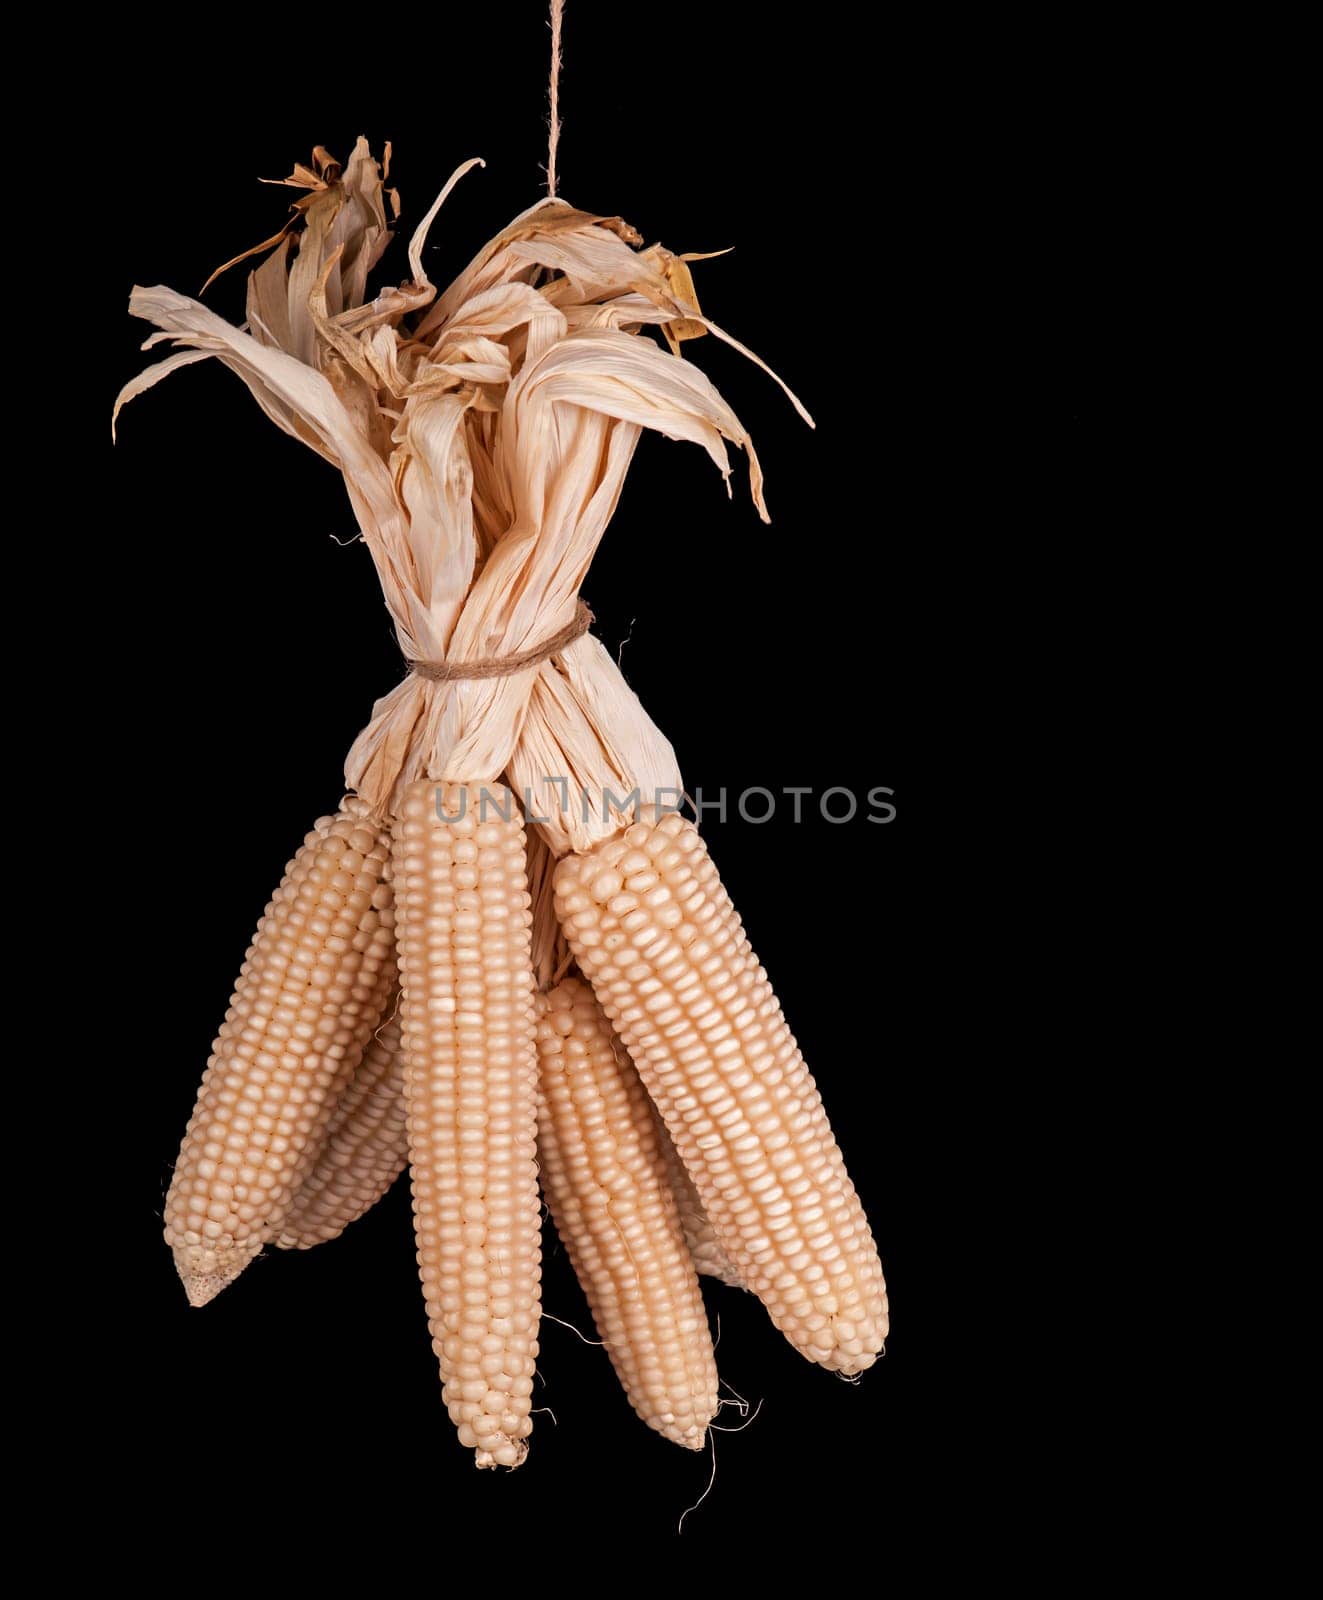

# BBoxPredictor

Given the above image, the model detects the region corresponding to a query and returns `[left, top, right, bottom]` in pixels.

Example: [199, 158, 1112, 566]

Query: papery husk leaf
[120, 144, 807, 851]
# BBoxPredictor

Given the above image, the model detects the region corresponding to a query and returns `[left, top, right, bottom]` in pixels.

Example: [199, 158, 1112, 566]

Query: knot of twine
[410, 600, 594, 683]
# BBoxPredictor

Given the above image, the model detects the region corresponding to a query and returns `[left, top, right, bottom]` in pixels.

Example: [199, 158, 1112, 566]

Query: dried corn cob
[277, 1002, 407, 1249]
[653, 1112, 744, 1291]
[535, 976, 718, 1448]
[555, 813, 887, 1373]
[393, 780, 541, 1469]
[164, 798, 395, 1305]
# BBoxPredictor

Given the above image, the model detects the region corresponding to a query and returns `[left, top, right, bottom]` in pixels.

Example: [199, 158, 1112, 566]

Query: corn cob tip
[475, 1441, 530, 1471]
[171, 1243, 258, 1307]
[179, 1269, 228, 1308]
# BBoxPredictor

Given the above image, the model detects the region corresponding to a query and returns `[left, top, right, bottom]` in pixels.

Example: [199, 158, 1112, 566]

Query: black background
[95, 2, 1106, 1562]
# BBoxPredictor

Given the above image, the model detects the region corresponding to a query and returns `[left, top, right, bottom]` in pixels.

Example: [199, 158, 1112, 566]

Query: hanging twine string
[410, 600, 593, 682]
[547, 0, 565, 197]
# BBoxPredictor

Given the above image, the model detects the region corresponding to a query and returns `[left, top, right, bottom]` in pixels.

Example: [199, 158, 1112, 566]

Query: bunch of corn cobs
[118, 141, 888, 1469]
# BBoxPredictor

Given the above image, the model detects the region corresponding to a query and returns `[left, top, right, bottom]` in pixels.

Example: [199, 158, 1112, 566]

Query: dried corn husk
[116, 140, 807, 853]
